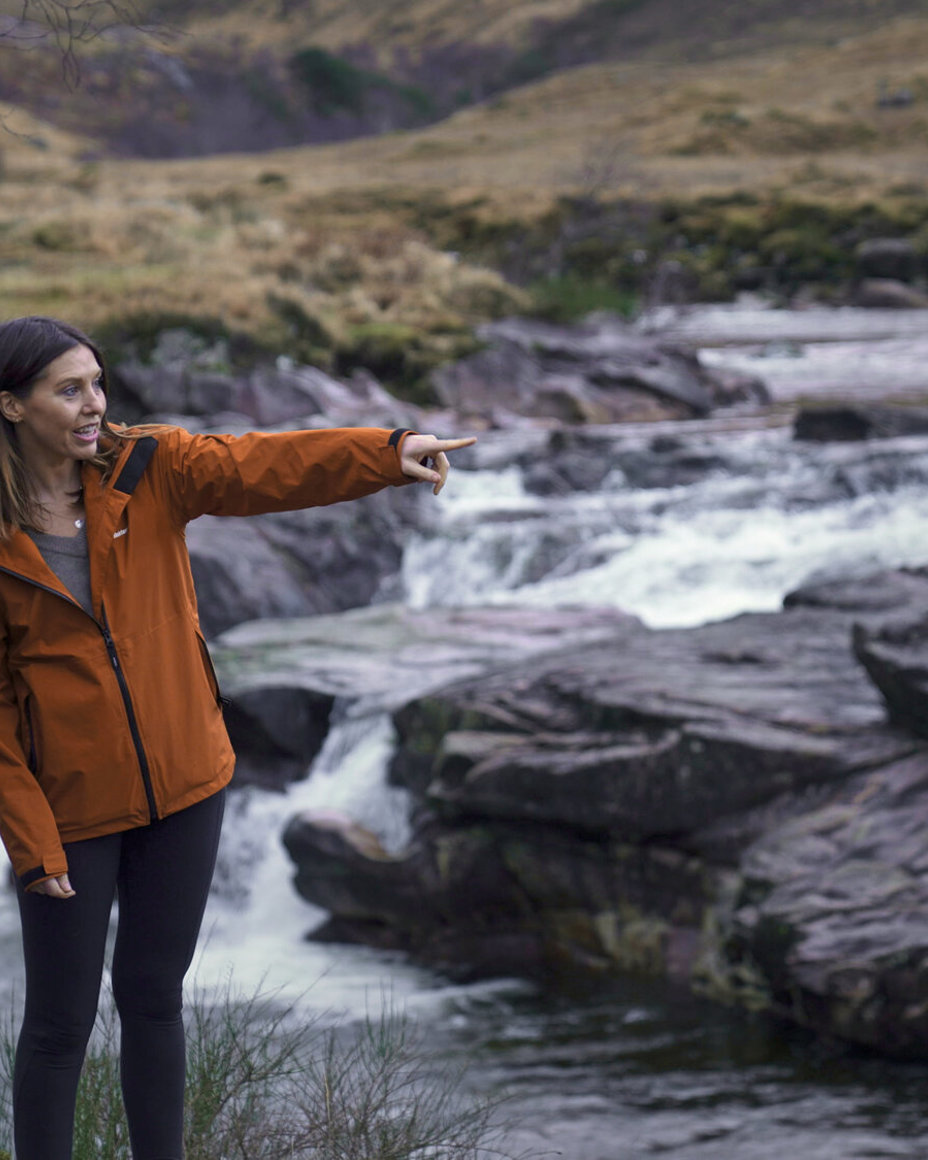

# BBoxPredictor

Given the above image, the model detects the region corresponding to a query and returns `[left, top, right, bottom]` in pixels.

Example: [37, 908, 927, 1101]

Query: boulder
[712, 752, 928, 1057]
[794, 405, 928, 442]
[187, 518, 313, 639]
[223, 685, 335, 791]
[430, 316, 765, 426]
[854, 238, 920, 283]
[187, 487, 414, 638]
[851, 279, 928, 309]
[853, 607, 928, 740]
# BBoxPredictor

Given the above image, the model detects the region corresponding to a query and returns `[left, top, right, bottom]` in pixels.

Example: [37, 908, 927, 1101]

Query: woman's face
[0, 344, 106, 472]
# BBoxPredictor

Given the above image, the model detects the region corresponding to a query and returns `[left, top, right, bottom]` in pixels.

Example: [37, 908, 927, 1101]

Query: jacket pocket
[23, 695, 38, 774]
[195, 631, 223, 707]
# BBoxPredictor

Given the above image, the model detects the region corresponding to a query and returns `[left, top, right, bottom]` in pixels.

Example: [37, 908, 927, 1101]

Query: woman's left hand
[399, 434, 477, 495]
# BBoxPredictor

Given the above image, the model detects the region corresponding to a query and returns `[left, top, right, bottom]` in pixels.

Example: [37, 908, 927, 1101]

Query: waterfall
[192, 706, 432, 1014]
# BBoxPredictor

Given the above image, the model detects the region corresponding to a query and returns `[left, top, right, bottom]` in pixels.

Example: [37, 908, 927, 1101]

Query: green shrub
[291, 47, 371, 115]
[528, 275, 637, 322]
[0, 982, 520, 1160]
[289, 48, 433, 120]
[335, 322, 453, 405]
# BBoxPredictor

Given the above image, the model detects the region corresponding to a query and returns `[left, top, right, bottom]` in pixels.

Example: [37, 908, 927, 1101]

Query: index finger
[428, 437, 477, 453]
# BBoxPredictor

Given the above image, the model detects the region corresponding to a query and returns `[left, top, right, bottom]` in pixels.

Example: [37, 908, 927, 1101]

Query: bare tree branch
[1, 0, 162, 86]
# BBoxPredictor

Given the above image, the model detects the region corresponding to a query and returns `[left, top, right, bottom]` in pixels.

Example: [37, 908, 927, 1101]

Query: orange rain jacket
[0, 423, 414, 886]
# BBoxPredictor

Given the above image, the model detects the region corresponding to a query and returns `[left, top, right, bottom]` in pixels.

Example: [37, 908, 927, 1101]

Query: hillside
[1, 1, 928, 394]
[176, 0, 928, 62]
[1, 0, 926, 157]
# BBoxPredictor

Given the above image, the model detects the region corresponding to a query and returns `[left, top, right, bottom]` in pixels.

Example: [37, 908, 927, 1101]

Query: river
[1, 301, 928, 1157]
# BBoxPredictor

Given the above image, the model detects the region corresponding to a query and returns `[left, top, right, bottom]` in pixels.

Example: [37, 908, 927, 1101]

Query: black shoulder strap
[113, 436, 158, 496]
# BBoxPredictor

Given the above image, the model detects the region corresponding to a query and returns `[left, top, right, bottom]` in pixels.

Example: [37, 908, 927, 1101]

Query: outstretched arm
[156, 426, 476, 523]
[398, 434, 477, 495]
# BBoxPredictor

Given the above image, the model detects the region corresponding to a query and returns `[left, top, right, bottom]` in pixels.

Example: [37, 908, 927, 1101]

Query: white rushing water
[189, 709, 446, 1017]
[402, 429, 928, 628]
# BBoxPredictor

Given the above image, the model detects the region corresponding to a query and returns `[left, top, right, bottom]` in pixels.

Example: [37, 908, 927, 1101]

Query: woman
[0, 315, 474, 1159]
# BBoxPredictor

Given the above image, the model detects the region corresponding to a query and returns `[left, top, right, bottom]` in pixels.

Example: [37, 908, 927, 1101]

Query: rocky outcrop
[431, 317, 769, 426]
[851, 279, 928, 310]
[187, 488, 417, 638]
[853, 607, 928, 740]
[264, 570, 928, 1055]
[794, 405, 928, 442]
[854, 239, 920, 283]
[714, 749, 928, 1056]
[112, 331, 422, 430]
[113, 317, 769, 437]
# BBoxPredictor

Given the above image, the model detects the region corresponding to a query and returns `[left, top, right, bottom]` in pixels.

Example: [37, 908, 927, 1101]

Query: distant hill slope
[0, 0, 926, 158]
[3, 6, 928, 391]
[175, 0, 927, 60]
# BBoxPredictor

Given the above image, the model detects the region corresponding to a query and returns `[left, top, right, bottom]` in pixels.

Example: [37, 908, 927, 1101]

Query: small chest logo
[113, 528, 128, 539]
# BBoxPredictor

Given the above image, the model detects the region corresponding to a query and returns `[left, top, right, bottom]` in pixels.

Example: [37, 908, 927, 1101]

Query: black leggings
[13, 789, 226, 1160]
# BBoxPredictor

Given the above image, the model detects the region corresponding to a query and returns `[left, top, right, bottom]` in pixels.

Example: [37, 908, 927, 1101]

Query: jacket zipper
[100, 606, 158, 822]
[0, 567, 158, 823]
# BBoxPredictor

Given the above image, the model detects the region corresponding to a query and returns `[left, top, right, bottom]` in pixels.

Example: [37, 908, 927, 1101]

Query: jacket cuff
[21, 865, 51, 889]
[388, 428, 418, 485]
[18, 851, 68, 890]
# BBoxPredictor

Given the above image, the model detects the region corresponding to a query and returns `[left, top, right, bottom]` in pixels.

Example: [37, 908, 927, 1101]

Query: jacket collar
[0, 432, 159, 613]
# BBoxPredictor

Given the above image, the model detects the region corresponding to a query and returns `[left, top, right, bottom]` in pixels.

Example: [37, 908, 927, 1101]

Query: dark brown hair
[0, 316, 126, 536]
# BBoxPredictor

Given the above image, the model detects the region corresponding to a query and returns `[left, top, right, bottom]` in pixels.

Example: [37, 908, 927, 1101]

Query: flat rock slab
[388, 600, 918, 853]
[212, 602, 638, 708]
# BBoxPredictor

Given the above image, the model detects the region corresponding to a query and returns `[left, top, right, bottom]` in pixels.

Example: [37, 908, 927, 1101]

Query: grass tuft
[0, 980, 524, 1160]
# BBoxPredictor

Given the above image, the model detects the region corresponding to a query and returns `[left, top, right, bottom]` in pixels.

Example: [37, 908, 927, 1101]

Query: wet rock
[855, 238, 920, 283]
[270, 580, 928, 1048]
[430, 317, 751, 426]
[793, 405, 928, 442]
[224, 685, 334, 790]
[785, 568, 928, 613]
[851, 279, 928, 310]
[188, 487, 413, 638]
[283, 810, 427, 925]
[713, 752, 928, 1057]
[287, 811, 709, 982]
[213, 603, 638, 714]
[521, 432, 616, 495]
[701, 365, 771, 407]
[853, 606, 928, 740]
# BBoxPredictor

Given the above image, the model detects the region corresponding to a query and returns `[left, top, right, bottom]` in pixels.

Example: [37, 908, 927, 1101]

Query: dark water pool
[435, 978, 928, 1160]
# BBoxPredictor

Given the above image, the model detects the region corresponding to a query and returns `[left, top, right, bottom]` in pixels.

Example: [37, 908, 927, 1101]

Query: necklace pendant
[74, 517, 84, 529]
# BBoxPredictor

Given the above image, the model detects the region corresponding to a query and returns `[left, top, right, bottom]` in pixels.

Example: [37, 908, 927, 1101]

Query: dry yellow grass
[126, 14, 928, 204]
[182, 0, 594, 56]
[0, 111, 528, 344]
[1, 14, 927, 341]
